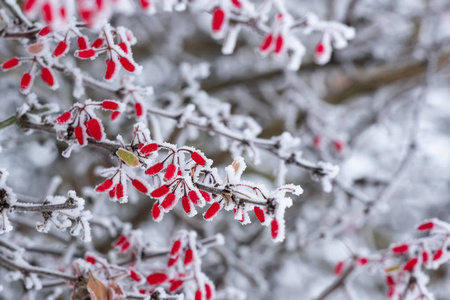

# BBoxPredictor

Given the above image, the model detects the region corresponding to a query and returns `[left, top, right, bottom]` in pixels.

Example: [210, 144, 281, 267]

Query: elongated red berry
[20, 73, 33, 91]
[184, 248, 193, 265]
[170, 240, 182, 256]
[146, 163, 164, 175]
[417, 221, 434, 231]
[356, 257, 368, 266]
[151, 185, 169, 198]
[147, 273, 168, 285]
[132, 179, 148, 194]
[334, 261, 344, 275]
[433, 249, 443, 261]
[422, 251, 429, 262]
[42, 2, 53, 23]
[116, 183, 124, 199]
[271, 219, 279, 239]
[182, 196, 191, 214]
[204, 202, 221, 220]
[102, 100, 119, 110]
[165, 164, 177, 180]
[86, 255, 96, 264]
[403, 257, 418, 271]
[23, 0, 37, 12]
[188, 190, 200, 205]
[392, 244, 408, 254]
[161, 193, 176, 211]
[191, 152, 206, 166]
[386, 276, 394, 286]
[195, 290, 202, 300]
[135, 102, 143, 117]
[254, 206, 265, 223]
[231, 0, 242, 8]
[91, 38, 104, 48]
[76, 49, 96, 59]
[274, 35, 284, 54]
[85, 119, 103, 141]
[167, 256, 178, 267]
[74, 126, 84, 145]
[77, 36, 88, 50]
[111, 111, 121, 120]
[199, 190, 211, 202]
[55, 111, 71, 124]
[212, 8, 225, 32]
[2, 58, 20, 70]
[315, 42, 325, 54]
[152, 202, 162, 221]
[140, 143, 158, 155]
[39, 25, 52, 36]
[332, 140, 345, 152]
[129, 269, 142, 282]
[118, 42, 128, 54]
[139, 0, 150, 9]
[96, 179, 113, 192]
[109, 188, 116, 198]
[169, 280, 183, 292]
[53, 41, 68, 57]
[105, 60, 116, 80]
[205, 283, 213, 299]
[120, 241, 131, 253]
[41, 67, 55, 86]
[114, 234, 127, 247]
[260, 34, 273, 52]
[120, 56, 135, 72]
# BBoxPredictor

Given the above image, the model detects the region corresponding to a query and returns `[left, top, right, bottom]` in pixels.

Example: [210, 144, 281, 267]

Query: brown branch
[313, 264, 356, 300]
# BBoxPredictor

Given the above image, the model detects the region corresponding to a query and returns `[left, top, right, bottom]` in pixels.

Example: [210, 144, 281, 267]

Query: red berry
[334, 261, 344, 275]
[417, 221, 434, 231]
[204, 202, 221, 220]
[20, 73, 33, 91]
[167, 256, 178, 267]
[161, 193, 176, 211]
[191, 152, 206, 166]
[42, 2, 53, 23]
[96, 179, 113, 192]
[403, 257, 418, 271]
[205, 283, 213, 299]
[170, 240, 182, 257]
[152, 202, 162, 221]
[53, 41, 68, 57]
[76, 49, 96, 59]
[78, 36, 88, 50]
[135, 102, 143, 117]
[39, 26, 51, 36]
[316, 42, 325, 54]
[86, 255, 96, 264]
[114, 234, 127, 247]
[74, 126, 85, 145]
[332, 140, 345, 152]
[271, 219, 279, 239]
[188, 190, 200, 205]
[254, 206, 265, 223]
[111, 111, 121, 120]
[392, 244, 408, 254]
[386, 276, 394, 286]
[195, 289, 202, 300]
[231, 0, 242, 8]
[146, 163, 164, 175]
[41, 67, 55, 86]
[132, 179, 148, 194]
[165, 164, 177, 180]
[212, 8, 225, 32]
[260, 34, 273, 52]
[182, 196, 191, 214]
[55, 111, 72, 125]
[199, 190, 211, 202]
[422, 251, 429, 262]
[102, 100, 119, 110]
[105, 60, 116, 80]
[184, 248, 193, 265]
[2, 58, 20, 70]
[169, 280, 183, 292]
[356, 257, 368, 266]
[116, 183, 125, 199]
[120, 241, 131, 253]
[85, 119, 103, 141]
[151, 185, 169, 198]
[23, 0, 37, 12]
[274, 35, 284, 54]
[147, 273, 168, 285]
[128, 269, 142, 282]
[91, 38, 104, 48]
[118, 42, 128, 54]
[433, 249, 443, 261]
[120, 56, 135, 72]
[140, 143, 158, 155]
